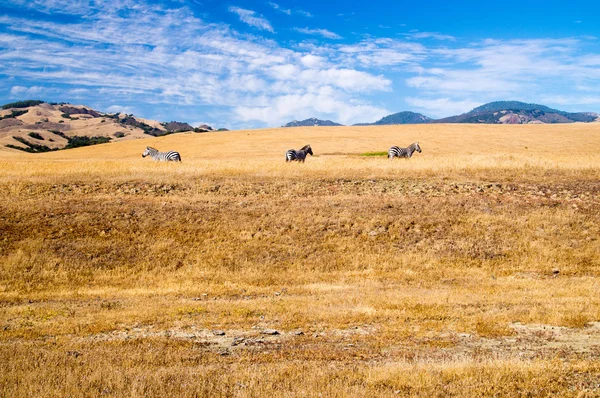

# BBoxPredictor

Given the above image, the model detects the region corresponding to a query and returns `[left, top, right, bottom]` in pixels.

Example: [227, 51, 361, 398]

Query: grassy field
[1, 123, 600, 396]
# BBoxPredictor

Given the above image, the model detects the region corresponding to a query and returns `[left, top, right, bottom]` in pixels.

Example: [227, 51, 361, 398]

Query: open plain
[1, 123, 600, 396]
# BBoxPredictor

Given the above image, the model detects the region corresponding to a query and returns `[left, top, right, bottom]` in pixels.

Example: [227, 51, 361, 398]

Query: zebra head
[302, 145, 313, 156]
[142, 147, 154, 158]
[414, 142, 422, 153]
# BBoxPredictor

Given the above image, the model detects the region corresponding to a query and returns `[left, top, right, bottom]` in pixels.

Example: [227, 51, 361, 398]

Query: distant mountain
[283, 117, 343, 127]
[353, 101, 599, 126]
[470, 101, 559, 114]
[433, 101, 599, 124]
[355, 111, 432, 126]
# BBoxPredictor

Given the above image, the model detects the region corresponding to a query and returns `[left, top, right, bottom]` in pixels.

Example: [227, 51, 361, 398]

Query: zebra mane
[146, 146, 157, 151]
[300, 144, 311, 151]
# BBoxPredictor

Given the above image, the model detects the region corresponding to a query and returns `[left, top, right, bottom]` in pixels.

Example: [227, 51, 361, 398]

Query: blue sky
[1, 0, 600, 129]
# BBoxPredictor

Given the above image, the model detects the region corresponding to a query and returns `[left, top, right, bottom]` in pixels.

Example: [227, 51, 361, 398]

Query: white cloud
[540, 94, 600, 107]
[298, 68, 391, 92]
[105, 104, 136, 114]
[235, 93, 388, 126]
[335, 39, 425, 67]
[10, 85, 46, 95]
[403, 38, 600, 115]
[269, 2, 291, 15]
[294, 27, 342, 40]
[405, 97, 481, 118]
[228, 6, 274, 33]
[406, 31, 456, 41]
[300, 54, 326, 68]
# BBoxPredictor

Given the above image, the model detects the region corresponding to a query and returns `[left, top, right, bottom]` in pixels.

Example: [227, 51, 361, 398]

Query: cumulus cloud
[229, 6, 274, 33]
[235, 93, 389, 126]
[10, 85, 46, 95]
[300, 54, 326, 68]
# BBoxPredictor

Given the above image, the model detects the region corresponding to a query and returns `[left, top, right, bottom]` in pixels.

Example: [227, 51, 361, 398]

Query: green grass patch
[361, 151, 388, 157]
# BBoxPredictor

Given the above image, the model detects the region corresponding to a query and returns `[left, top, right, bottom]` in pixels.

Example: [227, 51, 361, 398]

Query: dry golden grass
[1, 124, 600, 396]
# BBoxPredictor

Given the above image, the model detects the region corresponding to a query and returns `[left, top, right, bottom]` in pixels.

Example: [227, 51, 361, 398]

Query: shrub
[0, 109, 28, 120]
[64, 136, 111, 149]
[28, 132, 44, 140]
[48, 130, 67, 139]
[8, 136, 55, 153]
[1, 100, 44, 110]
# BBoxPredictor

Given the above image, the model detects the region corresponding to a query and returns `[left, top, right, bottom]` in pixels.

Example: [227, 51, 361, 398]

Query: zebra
[285, 144, 313, 162]
[388, 142, 422, 159]
[142, 146, 182, 162]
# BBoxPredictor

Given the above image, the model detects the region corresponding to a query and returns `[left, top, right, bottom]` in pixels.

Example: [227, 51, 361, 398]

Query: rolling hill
[0, 100, 213, 153]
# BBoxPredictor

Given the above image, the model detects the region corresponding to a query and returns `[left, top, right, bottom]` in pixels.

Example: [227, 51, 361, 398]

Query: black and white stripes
[285, 144, 313, 162]
[142, 146, 182, 162]
[388, 142, 422, 159]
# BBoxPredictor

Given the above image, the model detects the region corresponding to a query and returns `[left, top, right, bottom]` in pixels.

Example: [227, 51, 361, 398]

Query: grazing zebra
[142, 146, 182, 162]
[285, 144, 313, 162]
[388, 142, 422, 159]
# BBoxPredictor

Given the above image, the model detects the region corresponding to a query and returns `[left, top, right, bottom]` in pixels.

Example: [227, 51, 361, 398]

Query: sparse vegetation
[119, 115, 167, 136]
[0, 109, 28, 120]
[1, 100, 44, 109]
[28, 132, 44, 140]
[1, 123, 600, 396]
[8, 136, 55, 153]
[64, 135, 111, 149]
[6, 130, 112, 152]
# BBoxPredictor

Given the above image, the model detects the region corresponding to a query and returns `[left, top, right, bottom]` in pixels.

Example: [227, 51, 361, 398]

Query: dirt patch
[78, 322, 600, 361]
[455, 322, 600, 360]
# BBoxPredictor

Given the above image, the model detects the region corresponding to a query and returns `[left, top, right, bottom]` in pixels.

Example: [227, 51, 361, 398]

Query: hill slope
[0, 100, 211, 153]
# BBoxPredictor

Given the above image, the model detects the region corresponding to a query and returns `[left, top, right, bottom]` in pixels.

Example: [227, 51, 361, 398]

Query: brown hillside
[0, 104, 153, 151]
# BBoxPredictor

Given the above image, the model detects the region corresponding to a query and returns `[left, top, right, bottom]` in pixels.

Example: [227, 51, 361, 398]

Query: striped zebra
[388, 142, 422, 159]
[142, 146, 182, 162]
[285, 144, 313, 162]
